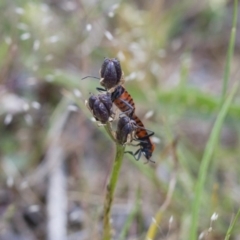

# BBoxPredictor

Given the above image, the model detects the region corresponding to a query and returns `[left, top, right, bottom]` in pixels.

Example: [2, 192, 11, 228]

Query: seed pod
[116, 115, 137, 144]
[100, 58, 122, 89]
[87, 93, 113, 124]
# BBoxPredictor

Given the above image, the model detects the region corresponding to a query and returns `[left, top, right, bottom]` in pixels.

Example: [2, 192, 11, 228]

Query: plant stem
[189, 82, 239, 240]
[221, 0, 238, 106]
[224, 209, 240, 240]
[103, 143, 125, 240]
[145, 139, 178, 240]
[104, 123, 117, 143]
[118, 188, 141, 240]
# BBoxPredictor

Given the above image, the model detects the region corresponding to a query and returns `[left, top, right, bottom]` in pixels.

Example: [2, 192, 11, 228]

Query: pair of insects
[83, 58, 155, 163]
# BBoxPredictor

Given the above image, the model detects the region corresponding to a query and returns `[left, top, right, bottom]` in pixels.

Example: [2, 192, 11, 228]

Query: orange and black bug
[116, 113, 155, 162]
[112, 91, 155, 162]
[125, 114, 155, 163]
[87, 93, 113, 124]
[96, 84, 136, 120]
[111, 85, 135, 116]
[83, 58, 155, 161]
[125, 138, 155, 163]
[110, 85, 155, 162]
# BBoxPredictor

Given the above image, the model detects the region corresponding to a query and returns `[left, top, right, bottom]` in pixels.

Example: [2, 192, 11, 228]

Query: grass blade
[118, 189, 141, 240]
[103, 141, 125, 240]
[224, 209, 240, 240]
[221, 0, 238, 105]
[189, 82, 239, 240]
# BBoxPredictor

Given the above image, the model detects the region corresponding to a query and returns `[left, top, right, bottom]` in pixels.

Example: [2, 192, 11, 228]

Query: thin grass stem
[104, 123, 117, 143]
[221, 0, 238, 105]
[224, 209, 240, 240]
[102, 141, 125, 240]
[145, 139, 178, 240]
[189, 82, 239, 240]
[118, 189, 141, 240]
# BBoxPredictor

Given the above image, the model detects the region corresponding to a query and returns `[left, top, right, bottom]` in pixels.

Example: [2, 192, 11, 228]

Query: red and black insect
[87, 93, 113, 124]
[125, 114, 155, 163]
[83, 57, 155, 162]
[116, 113, 155, 162]
[125, 139, 155, 163]
[111, 85, 135, 116]
[111, 86, 153, 136]
[111, 87, 155, 162]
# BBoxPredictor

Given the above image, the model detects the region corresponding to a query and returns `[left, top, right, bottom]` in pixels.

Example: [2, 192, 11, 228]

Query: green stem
[189, 83, 239, 240]
[104, 123, 117, 143]
[103, 143, 125, 240]
[145, 139, 178, 240]
[224, 209, 240, 240]
[118, 189, 140, 240]
[221, 0, 238, 106]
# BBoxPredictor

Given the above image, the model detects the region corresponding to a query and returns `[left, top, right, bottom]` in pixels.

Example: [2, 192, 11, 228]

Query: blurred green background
[0, 0, 240, 239]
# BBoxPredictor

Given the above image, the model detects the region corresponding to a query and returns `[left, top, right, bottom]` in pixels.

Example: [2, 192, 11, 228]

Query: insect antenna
[81, 76, 100, 80]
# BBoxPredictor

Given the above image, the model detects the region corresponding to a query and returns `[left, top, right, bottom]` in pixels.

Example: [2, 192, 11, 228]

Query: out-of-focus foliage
[0, 0, 239, 239]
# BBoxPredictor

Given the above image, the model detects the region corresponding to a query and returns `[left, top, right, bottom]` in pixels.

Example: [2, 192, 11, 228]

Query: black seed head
[100, 58, 122, 89]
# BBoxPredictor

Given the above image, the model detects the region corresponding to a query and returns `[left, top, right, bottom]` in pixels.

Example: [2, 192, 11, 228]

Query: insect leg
[81, 76, 100, 80]
[117, 98, 135, 116]
[135, 148, 142, 161]
[125, 148, 142, 161]
[135, 126, 155, 137]
[96, 87, 107, 92]
[144, 158, 155, 164]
